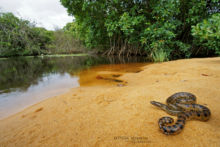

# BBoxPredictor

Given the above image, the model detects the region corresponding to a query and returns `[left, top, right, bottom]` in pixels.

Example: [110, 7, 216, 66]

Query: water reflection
[0, 55, 148, 119]
[0, 56, 105, 94]
[0, 55, 147, 93]
[0, 73, 79, 119]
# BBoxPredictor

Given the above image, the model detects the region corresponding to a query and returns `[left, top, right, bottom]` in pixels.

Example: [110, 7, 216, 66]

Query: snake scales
[150, 92, 211, 135]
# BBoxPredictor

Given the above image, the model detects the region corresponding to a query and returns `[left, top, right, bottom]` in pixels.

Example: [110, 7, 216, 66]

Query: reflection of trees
[105, 55, 148, 64]
[0, 56, 148, 93]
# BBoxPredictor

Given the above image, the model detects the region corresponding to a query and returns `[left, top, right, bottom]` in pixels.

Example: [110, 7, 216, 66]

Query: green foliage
[47, 29, 86, 54]
[192, 13, 220, 55]
[0, 12, 86, 57]
[63, 22, 77, 36]
[60, 0, 220, 61]
[0, 12, 53, 57]
[152, 49, 169, 62]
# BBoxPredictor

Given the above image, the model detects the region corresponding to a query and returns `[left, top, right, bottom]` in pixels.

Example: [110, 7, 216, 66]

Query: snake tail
[159, 113, 186, 135]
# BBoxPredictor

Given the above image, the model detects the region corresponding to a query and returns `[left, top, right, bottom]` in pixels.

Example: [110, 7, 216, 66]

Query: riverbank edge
[0, 53, 89, 59]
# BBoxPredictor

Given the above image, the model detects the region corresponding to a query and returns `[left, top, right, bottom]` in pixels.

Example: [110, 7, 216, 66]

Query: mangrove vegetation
[60, 0, 220, 61]
[0, 0, 220, 61]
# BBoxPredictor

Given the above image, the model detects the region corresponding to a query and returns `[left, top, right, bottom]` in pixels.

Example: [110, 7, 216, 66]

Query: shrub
[152, 49, 169, 62]
[192, 13, 220, 56]
[0, 12, 53, 57]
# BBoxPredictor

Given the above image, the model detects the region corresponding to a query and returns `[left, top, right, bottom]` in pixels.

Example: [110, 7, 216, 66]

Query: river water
[0, 55, 148, 119]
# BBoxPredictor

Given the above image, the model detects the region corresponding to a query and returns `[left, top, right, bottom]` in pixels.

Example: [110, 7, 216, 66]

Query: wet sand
[1, 57, 220, 146]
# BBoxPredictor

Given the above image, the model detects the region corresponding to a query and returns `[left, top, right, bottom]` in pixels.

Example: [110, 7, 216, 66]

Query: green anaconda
[150, 92, 211, 135]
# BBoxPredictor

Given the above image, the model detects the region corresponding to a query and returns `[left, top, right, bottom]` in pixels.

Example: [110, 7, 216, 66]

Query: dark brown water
[0, 55, 148, 119]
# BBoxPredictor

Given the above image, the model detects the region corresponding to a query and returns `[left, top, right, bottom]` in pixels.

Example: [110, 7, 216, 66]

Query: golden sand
[1, 57, 220, 147]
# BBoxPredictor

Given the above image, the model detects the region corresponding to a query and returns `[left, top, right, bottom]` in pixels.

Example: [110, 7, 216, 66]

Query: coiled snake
[150, 92, 211, 135]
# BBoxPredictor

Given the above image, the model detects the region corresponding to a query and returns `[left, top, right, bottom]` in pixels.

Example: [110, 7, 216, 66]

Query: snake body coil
[150, 92, 211, 135]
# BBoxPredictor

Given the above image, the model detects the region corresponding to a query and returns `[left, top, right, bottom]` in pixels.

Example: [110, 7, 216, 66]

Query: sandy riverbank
[1, 57, 220, 146]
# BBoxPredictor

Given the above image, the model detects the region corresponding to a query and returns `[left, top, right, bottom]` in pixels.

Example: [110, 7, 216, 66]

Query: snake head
[150, 101, 163, 107]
